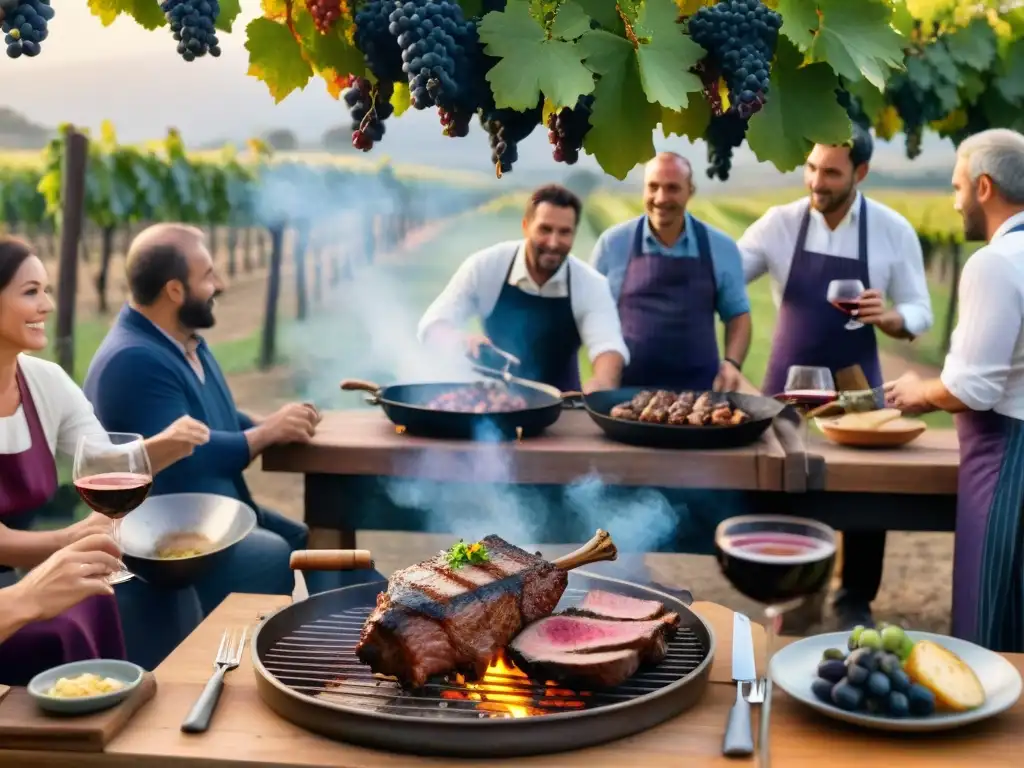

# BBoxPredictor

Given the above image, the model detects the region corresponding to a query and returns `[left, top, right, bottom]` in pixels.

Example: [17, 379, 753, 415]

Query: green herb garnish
[445, 539, 489, 569]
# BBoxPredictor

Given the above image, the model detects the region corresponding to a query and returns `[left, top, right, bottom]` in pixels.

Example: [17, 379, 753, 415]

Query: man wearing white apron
[740, 126, 934, 630]
[887, 128, 1024, 652]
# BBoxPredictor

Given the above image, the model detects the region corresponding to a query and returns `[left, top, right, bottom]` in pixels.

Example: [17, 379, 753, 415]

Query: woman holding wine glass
[737, 128, 933, 631]
[0, 236, 210, 685]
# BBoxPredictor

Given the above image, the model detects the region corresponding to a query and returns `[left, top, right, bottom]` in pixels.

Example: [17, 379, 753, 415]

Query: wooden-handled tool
[290, 550, 374, 571]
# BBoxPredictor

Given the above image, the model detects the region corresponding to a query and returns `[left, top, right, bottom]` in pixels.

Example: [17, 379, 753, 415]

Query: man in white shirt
[418, 185, 628, 392]
[886, 128, 1024, 653]
[739, 126, 934, 631]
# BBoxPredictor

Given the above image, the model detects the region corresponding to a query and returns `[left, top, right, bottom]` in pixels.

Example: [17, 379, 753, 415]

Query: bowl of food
[28, 659, 144, 715]
[120, 493, 258, 588]
[815, 409, 927, 448]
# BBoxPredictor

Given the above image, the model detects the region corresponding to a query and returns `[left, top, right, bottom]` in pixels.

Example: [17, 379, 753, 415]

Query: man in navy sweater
[84, 224, 384, 669]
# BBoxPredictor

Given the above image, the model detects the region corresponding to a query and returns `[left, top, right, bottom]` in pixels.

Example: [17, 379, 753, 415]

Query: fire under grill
[252, 575, 715, 757]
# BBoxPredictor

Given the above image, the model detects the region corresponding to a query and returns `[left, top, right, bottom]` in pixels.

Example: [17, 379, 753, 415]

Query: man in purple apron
[740, 127, 934, 630]
[591, 153, 751, 390]
[887, 128, 1024, 652]
[419, 185, 628, 392]
[0, 367, 126, 685]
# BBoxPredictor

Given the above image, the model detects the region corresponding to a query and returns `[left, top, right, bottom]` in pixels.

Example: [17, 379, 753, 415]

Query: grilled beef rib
[355, 531, 617, 688]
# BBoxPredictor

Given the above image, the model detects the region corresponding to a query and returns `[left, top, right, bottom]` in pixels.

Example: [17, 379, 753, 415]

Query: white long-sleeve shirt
[417, 240, 630, 364]
[738, 192, 934, 337]
[941, 211, 1024, 419]
[0, 354, 105, 459]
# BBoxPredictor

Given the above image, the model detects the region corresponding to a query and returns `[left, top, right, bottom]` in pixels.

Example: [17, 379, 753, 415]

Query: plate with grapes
[770, 627, 1022, 733]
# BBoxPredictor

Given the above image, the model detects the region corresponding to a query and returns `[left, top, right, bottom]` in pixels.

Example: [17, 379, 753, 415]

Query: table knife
[722, 612, 756, 757]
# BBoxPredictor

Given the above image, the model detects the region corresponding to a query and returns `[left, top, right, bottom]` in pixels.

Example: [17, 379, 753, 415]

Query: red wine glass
[72, 432, 154, 585]
[780, 366, 836, 413]
[826, 279, 865, 330]
[714, 515, 837, 764]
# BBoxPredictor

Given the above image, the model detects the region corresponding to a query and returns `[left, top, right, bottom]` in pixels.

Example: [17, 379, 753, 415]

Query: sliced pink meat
[508, 648, 640, 689]
[567, 590, 667, 621]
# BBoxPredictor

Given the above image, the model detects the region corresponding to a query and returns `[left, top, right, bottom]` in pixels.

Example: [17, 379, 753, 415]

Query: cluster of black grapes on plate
[813, 625, 935, 718]
[2, 0, 53, 59]
[688, 0, 782, 182]
[344, 77, 395, 152]
[160, 0, 221, 61]
[546, 95, 595, 165]
[352, 0, 541, 174]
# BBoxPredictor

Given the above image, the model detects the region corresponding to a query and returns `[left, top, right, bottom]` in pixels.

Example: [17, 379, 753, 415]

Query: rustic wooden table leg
[304, 474, 357, 549]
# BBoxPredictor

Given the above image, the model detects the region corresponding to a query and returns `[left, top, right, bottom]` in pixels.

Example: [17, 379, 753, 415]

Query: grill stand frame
[251, 572, 716, 758]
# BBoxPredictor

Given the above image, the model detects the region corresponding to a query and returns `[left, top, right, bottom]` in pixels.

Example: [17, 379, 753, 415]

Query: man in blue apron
[740, 126, 934, 630]
[886, 128, 1024, 653]
[419, 184, 629, 392]
[590, 152, 751, 390]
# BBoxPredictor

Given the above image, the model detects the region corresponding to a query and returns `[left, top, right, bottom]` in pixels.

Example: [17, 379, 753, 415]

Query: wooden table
[1, 593, 1018, 767]
[263, 409, 793, 548]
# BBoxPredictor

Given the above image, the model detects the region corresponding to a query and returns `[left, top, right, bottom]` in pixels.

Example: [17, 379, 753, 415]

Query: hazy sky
[44, 1, 264, 65]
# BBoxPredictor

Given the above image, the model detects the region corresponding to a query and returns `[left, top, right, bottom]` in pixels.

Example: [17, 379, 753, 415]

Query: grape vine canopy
[55, 1, 1024, 179]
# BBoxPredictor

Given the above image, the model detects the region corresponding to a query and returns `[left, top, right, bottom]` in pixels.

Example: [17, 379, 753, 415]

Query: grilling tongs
[289, 529, 619, 573]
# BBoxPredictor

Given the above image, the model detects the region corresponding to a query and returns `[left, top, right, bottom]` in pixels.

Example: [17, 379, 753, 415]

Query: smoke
[260, 166, 684, 583]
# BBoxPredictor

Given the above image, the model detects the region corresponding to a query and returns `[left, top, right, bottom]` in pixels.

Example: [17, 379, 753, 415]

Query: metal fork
[746, 678, 766, 704]
[181, 626, 248, 734]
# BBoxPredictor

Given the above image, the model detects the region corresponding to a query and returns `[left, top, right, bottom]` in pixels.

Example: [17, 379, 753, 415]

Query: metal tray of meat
[251, 571, 715, 757]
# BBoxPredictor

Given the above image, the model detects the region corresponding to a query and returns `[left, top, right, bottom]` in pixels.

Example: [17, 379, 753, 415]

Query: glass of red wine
[779, 366, 837, 414]
[826, 279, 865, 330]
[72, 433, 154, 585]
[715, 514, 837, 763]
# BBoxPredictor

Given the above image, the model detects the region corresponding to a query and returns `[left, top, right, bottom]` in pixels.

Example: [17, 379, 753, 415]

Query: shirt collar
[809, 190, 862, 232]
[133, 310, 202, 357]
[643, 212, 693, 252]
[507, 241, 570, 290]
[992, 210, 1024, 241]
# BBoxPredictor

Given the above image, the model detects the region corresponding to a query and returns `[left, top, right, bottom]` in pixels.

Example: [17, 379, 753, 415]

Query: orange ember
[395, 425, 407, 435]
[440, 652, 589, 719]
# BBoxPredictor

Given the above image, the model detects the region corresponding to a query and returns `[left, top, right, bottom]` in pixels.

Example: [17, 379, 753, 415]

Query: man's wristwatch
[724, 357, 742, 372]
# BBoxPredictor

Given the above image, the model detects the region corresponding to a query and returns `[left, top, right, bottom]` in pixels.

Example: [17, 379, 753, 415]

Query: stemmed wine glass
[780, 366, 836, 414]
[73, 433, 154, 585]
[715, 515, 838, 767]
[826, 279, 866, 331]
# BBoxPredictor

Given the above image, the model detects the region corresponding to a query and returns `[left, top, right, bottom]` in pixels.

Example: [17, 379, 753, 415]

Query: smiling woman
[0, 235, 212, 685]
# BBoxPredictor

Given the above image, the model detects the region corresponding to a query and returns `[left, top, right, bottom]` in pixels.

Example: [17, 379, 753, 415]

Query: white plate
[770, 631, 1022, 732]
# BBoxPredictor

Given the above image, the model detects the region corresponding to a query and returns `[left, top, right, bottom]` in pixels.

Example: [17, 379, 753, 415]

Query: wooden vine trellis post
[54, 129, 88, 378]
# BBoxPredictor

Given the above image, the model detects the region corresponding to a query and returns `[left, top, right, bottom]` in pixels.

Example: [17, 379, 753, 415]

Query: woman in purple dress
[0, 236, 209, 684]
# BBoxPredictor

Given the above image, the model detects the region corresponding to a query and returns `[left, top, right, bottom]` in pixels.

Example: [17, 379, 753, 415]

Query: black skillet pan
[340, 378, 579, 441]
[580, 386, 785, 449]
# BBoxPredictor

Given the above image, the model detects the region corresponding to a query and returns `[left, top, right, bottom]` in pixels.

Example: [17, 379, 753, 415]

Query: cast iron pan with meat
[579, 386, 784, 449]
[341, 378, 579, 441]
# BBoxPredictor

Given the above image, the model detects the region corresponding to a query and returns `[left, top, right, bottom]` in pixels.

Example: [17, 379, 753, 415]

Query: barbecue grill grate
[261, 588, 709, 720]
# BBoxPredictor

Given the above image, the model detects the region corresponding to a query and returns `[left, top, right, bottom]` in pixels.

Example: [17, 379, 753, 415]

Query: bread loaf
[832, 408, 902, 431]
[904, 640, 986, 712]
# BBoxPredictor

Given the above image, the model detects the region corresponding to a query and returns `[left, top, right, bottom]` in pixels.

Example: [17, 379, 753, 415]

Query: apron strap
[857, 195, 869, 266]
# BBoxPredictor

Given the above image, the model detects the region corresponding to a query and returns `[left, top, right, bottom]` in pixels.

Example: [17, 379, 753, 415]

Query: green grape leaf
[995, 40, 1024, 103]
[889, 0, 915, 37]
[127, 0, 167, 29]
[294, 6, 366, 80]
[86, 0, 126, 26]
[958, 69, 987, 104]
[391, 82, 412, 117]
[575, 0, 620, 31]
[578, 30, 660, 179]
[245, 18, 314, 104]
[943, 18, 996, 71]
[775, 0, 817, 50]
[660, 98, 711, 142]
[552, 1, 592, 39]
[747, 36, 852, 172]
[982, 88, 1024, 132]
[808, 0, 906, 91]
[459, 0, 482, 17]
[478, 0, 595, 110]
[217, 0, 244, 32]
[921, 42, 960, 84]
[633, 0, 704, 110]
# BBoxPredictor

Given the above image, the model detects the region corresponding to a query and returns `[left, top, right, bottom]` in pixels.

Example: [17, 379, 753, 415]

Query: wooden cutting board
[0, 672, 156, 752]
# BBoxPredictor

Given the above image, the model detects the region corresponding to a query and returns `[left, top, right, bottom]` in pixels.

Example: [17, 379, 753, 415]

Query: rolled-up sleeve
[709, 234, 751, 321]
[888, 225, 934, 337]
[574, 272, 630, 365]
[940, 251, 1022, 411]
[417, 255, 481, 342]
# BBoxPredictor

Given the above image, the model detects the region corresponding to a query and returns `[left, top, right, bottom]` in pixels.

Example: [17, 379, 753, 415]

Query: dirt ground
[66, 225, 955, 637]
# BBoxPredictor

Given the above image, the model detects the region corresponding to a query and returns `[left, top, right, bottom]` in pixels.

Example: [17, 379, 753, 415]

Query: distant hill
[0, 108, 53, 149]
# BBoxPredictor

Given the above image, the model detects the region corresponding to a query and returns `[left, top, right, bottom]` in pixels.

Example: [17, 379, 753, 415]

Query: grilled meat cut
[564, 590, 667, 621]
[610, 389, 750, 426]
[355, 535, 568, 688]
[426, 383, 528, 413]
[509, 613, 679, 688]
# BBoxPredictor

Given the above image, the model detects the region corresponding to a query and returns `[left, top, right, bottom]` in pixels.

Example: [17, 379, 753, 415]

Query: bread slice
[832, 408, 902, 431]
[904, 640, 986, 712]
